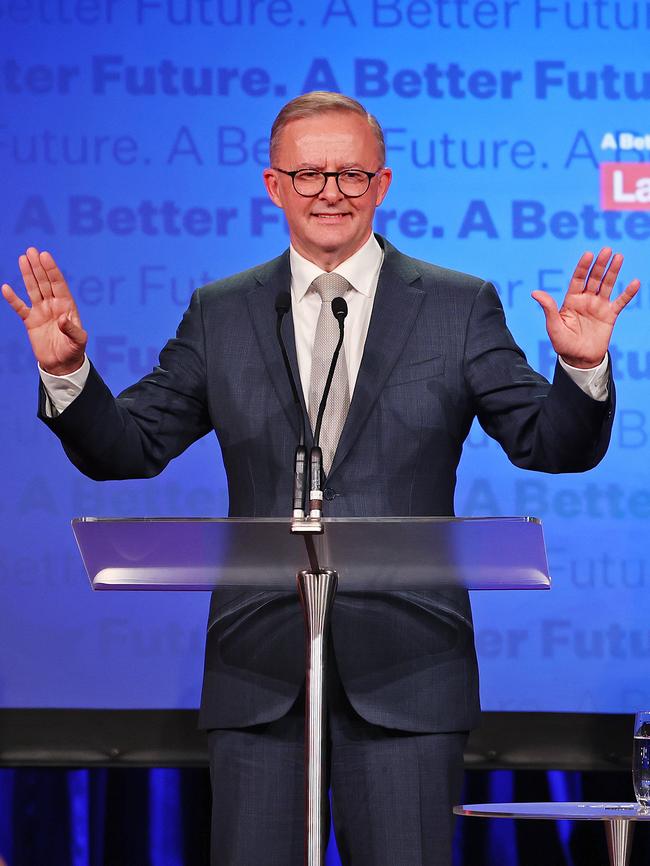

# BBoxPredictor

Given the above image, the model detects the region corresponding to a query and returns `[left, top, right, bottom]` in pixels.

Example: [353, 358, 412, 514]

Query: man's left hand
[532, 247, 640, 369]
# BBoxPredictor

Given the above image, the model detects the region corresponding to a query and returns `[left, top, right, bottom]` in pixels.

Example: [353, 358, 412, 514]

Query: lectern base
[297, 568, 338, 866]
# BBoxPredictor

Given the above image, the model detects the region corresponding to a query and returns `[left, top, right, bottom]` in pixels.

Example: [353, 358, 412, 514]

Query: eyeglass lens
[293, 170, 372, 197]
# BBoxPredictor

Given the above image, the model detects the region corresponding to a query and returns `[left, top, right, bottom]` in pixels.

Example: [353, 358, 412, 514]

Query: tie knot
[311, 272, 350, 303]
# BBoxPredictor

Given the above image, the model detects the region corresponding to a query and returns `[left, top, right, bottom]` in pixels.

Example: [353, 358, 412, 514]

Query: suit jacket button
[323, 487, 336, 500]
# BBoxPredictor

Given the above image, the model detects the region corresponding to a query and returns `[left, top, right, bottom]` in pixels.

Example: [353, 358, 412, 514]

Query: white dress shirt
[290, 233, 383, 403]
[40, 235, 609, 413]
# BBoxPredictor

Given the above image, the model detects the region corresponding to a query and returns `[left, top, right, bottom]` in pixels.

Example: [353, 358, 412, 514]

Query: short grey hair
[269, 91, 386, 165]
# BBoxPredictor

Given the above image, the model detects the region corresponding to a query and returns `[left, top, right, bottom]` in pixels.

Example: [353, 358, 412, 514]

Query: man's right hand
[2, 247, 87, 376]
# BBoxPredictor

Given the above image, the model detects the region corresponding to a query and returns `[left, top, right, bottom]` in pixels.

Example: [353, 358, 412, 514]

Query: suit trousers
[207, 653, 467, 866]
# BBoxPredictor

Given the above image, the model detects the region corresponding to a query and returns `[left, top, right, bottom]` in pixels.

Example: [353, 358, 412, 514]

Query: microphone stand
[298, 296, 348, 864]
[275, 290, 348, 865]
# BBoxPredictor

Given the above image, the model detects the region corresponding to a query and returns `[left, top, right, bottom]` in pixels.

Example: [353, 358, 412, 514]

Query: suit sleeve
[463, 281, 614, 473]
[38, 288, 212, 480]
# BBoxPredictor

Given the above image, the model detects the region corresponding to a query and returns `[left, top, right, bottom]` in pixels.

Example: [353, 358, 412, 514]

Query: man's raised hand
[531, 247, 640, 369]
[2, 248, 87, 376]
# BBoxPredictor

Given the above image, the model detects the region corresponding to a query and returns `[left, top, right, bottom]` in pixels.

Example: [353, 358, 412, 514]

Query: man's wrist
[39, 358, 86, 377]
[39, 355, 90, 417]
[559, 354, 606, 371]
[558, 354, 609, 402]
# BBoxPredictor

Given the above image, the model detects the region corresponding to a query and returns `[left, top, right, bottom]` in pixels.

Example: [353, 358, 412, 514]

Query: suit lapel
[246, 240, 424, 471]
[328, 241, 424, 478]
[246, 252, 311, 445]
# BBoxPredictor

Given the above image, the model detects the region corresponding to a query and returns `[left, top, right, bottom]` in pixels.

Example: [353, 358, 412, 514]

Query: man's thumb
[531, 290, 559, 320]
[58, 312, 86, 344]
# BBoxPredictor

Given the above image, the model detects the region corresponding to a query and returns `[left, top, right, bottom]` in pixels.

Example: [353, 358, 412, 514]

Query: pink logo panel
[600, 162, 650, 211]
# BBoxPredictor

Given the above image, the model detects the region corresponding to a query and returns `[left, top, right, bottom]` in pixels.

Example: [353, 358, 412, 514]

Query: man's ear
[374, 168, 392, 207]
[263, 168, 283, 208]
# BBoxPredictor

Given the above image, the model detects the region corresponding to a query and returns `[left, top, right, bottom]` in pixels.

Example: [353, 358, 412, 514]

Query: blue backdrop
[1, 0, 649, 714]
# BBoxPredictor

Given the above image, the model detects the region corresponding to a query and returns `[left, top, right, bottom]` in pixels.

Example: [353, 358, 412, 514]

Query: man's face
[263, 111, 392, 270]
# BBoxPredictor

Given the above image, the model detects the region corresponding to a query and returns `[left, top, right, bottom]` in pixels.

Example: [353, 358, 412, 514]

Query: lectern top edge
[72, 515, 542, 525]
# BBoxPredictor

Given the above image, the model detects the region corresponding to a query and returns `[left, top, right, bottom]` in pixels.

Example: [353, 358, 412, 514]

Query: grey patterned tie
[308, 273, 351, 474]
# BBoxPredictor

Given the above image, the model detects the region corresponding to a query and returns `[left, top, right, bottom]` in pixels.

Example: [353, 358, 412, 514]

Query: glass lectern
[73, 515, 550, 866]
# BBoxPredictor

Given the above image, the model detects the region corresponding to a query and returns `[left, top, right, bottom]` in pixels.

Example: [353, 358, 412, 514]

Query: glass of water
[633, 712, 650, 810]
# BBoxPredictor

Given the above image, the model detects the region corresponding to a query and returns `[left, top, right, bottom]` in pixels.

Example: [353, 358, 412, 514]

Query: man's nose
[318, 175, 343, 202]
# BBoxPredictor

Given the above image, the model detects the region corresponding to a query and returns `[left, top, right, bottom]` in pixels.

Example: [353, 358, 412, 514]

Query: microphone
[309, 297, 348, 518]
[331, 295, 348, 323]
[275, 291, 307, 519]
[313, 297, 348, 446]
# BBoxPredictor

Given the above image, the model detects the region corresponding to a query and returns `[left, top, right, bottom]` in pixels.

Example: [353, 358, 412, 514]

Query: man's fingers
[612, 279, 641, 315]
[26, 246, 53, 299]
[584, 247, 613, 294]
[598, 253, 624, 300]
[40, 250, 69, 298]
[19, 253, 42, 304]
[1, 282, 30, 320]
[566, 251, 595, 295]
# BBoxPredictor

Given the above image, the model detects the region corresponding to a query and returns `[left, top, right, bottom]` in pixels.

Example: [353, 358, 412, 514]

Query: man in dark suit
[2, 92, 639, 865]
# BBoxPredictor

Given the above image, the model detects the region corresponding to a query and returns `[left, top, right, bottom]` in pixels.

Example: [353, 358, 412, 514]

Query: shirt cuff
[39, 356, 90, 417]
[558, 355, 609, 402]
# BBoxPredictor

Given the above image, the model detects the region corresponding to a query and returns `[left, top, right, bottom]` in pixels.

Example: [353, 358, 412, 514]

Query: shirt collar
[289, 233, 384, 302]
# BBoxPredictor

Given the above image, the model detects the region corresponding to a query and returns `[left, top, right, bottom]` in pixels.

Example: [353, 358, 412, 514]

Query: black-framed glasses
[273, 167, 381, 198]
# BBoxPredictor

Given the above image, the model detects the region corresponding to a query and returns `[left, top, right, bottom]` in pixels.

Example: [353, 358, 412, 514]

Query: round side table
[454, 802, 650, 866]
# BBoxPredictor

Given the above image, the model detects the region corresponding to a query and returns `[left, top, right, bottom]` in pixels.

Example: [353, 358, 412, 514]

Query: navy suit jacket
[41, 236, 614, 733]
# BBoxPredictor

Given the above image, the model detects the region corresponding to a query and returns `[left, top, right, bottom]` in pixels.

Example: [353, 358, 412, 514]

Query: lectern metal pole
[605, 818, 634, 866]
[297, 568, 338, 866]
